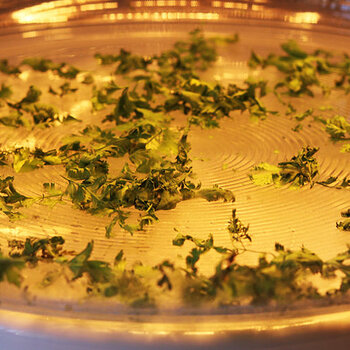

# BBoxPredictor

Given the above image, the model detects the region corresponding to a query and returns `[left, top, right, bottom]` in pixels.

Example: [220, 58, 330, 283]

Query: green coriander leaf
[68, 241, 93, 279]
[325, 115, 350, 141]
[0, 110, 29, 128]
[59, 82, 78, 96]
[22, 57, 58, 72]
[0, 253, 24, 287]
[114, 249, 124, 265]
[0, 83, 12, 100]
[9, 236, 65, 264]
[0, 176, 29, 220]
[250, 147, 319, 188]
[105, 216, 119, 238]
[292, 124, 303, 132]
[249, 162, 282, 186]
[293, 108, 313, 121]
[228, 209, 251, 243]
[340, 144, 350, 153]
[281, 40, 308, 59]
[82, 73, 94, 85]
[94, 53, 119, 65]
[196, 185, 235, 202]
[9, 85, 42, 110]
[56, 65, 80, 79]
[0, 59, 21, 75]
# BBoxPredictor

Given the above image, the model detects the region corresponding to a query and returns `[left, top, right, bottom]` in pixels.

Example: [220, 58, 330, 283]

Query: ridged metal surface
[0, 22, 349, 297]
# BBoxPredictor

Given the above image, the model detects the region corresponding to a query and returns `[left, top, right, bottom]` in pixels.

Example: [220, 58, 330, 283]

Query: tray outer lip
[0, 4, 349, 348]
[0, 16, 348, 324]
[1, 303, 350, 344]
[0, 0, 350, 34]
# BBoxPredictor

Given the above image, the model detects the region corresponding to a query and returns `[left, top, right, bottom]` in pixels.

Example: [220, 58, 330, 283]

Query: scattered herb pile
[0, 30, 349, 308]
[3, 211, 350, 307]
[250, 146, 350, 190]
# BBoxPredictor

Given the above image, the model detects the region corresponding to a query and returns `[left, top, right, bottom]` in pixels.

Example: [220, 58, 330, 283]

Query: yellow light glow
[70, 100, 92, 117]
[104, 2, 119, 9]
[108, 11, 220, 21]
[251, 4, 264, 11]
[4, 135, 37, 151]
[76, 0, 99, 3]
[224, 2, 248, 9]
[12, 5, 78, 24]
[22, 31, 38, 38]
[285, 12, 320, 24]
[145, 0, 155, 6]
[0, 227, 30, 237]
[14, 0, 221, 25]
[135, 12, 143, 19]
[12, 0, 118, 24]
[127, 0, 189, 6]
[212, 1, 222, 7]
[81, 3, 104, 11]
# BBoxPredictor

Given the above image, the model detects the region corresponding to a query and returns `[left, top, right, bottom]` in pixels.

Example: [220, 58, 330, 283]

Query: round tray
[0, 1, 350, 349]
